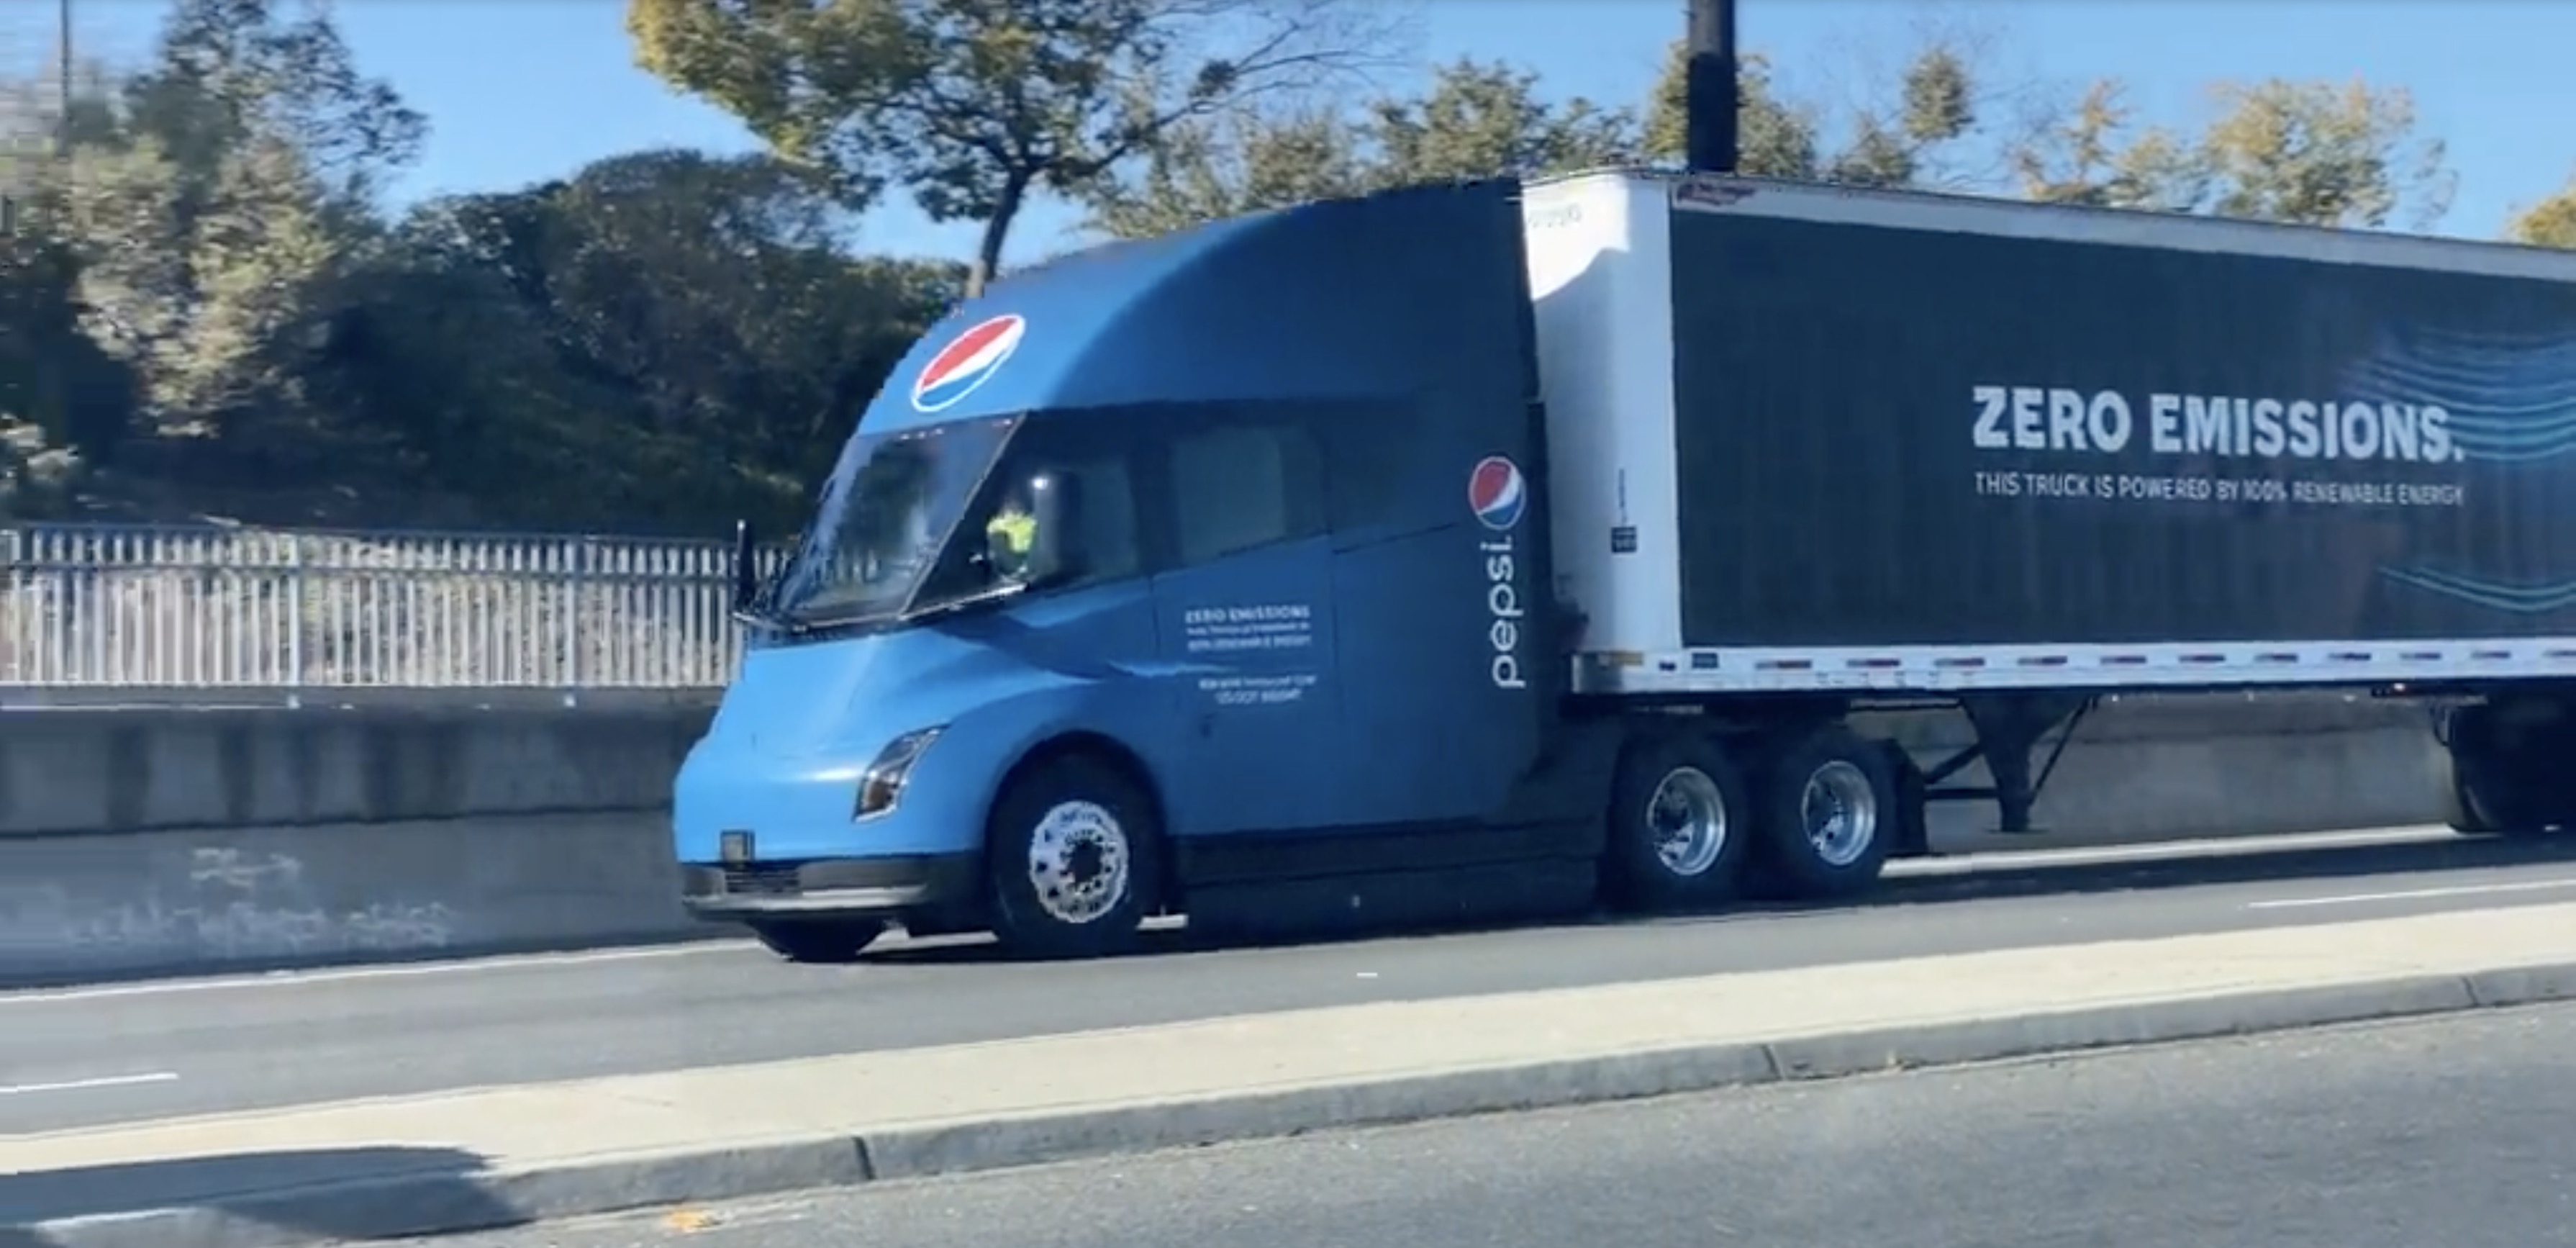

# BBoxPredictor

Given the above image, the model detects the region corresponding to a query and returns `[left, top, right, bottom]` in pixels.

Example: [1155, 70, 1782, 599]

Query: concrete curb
[19, 962, 2576, 1248]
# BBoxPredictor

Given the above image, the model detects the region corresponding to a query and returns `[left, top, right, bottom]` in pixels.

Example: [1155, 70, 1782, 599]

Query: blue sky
[13, 0, 2572, 265]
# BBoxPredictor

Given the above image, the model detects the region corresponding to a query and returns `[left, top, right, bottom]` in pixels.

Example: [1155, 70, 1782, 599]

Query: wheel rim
[1800, 760, 1879, 868]
[1647, 766, 1730, 877]
[1025, 799, 1131, 925]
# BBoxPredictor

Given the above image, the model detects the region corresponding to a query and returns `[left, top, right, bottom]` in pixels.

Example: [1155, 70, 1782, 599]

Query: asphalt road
[7, 828, 2576, 1136]
[414, 1000, 2576, 1248]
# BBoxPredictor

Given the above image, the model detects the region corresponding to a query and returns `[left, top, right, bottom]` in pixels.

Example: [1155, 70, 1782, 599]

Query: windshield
[766, 415, 1018, 626]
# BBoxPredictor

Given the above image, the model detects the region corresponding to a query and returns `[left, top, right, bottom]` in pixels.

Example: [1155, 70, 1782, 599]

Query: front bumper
[679, 853, 981, 922]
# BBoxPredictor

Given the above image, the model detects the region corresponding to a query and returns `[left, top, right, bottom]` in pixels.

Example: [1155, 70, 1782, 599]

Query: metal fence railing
[1, 523, 792, 693]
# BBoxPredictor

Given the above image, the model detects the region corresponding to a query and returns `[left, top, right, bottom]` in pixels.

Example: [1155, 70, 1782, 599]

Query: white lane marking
[0, 940, 758, 1007]
[0, 1071, 180, 1096]
[2246, 877, 2576, 911]
[1894, 826, 2451, 876]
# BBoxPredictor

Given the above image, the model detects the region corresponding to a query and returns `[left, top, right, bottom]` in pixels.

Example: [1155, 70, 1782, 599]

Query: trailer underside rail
[1575, 640, 2576, 697]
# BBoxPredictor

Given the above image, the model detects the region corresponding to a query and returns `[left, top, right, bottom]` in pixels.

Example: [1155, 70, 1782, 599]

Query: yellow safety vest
[987, 510, 1036, 571]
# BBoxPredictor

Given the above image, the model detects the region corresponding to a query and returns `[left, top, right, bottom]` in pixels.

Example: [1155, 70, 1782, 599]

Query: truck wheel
[2441, 705, 2553, 837]
[1753, 723, 1897, 900]
[748, 919, 881, 964]
[2441, 748, 2549, 837]
[985, 755, 1163, 959]
[1604, 732, 1751, 912]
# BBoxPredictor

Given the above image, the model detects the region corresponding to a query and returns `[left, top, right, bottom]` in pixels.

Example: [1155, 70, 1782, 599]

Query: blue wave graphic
[2341, 326, 2576, 464]
[2379, 565, 2576, 615]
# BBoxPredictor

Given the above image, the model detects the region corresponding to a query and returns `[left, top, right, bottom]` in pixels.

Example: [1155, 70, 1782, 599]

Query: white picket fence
[1, 523, 792, 693]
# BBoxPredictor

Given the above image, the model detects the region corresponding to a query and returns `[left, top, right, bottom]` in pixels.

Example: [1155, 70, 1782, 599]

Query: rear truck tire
[748, 919, 881, 964]
[1603, 730, 1753, 912]
[1752, 722, 1898, 900]
[984, 754, 1164, 959]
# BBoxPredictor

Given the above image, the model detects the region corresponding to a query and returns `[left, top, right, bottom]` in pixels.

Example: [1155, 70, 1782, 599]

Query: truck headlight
[854, 727, 943, 820]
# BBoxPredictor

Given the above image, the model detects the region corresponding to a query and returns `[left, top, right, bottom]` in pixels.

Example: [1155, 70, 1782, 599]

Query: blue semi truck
[676, 169, 2576, 962]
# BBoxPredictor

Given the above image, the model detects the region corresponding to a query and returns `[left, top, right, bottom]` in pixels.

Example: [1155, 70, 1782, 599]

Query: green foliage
[1091, 32, 2012, 238]
[1363, 59, 1640, 186]
[2008, 76, 2454, 230]
[2506, 174, 2576, 249]
[0, 0, 959, 531]
[2008, 81, 2198, 212]
[1086, 57, 1640, 239]
[628, 0, 1403, 295]
[1639, 35, 1987, 185]
[1639, 47, 1817, 178]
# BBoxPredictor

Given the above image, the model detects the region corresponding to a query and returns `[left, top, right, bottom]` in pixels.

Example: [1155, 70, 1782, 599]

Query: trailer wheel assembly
[2440, 702, 2557, 837]
[1603, 731, 1752, 911]
[984, 754, 1164, 959]
[1754, 723, 1897, 900]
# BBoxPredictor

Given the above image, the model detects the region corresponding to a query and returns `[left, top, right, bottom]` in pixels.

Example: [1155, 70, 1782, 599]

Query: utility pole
[1683, 0, 1738, 174]
[55, 0, 72, 155]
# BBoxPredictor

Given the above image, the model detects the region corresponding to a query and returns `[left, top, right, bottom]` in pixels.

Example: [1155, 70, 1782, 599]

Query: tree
[1082, 104, 1368, 240]
[120, 0, 425, 204]
[2506, 174, 2576, 248]
[0, 70, 137, 481]
[1086, 57, 1639, 240]
[1363, 58, 1638, 186]
[2008, 76, 2453, 230]
[2192, 78, 2452, 229]
[21, 0, 419, 487]
[320, 150, 963, 531]
[1641, 46, 1817, 179]
[627, 0, 1403, 297]
[1817, 38, 1978, 189]
[2008, 80, 2201, 212]
[1638, 33, 1991, 189]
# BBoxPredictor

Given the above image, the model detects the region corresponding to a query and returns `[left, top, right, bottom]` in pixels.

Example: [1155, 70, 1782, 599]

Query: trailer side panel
[1666, 189, 2576, 651]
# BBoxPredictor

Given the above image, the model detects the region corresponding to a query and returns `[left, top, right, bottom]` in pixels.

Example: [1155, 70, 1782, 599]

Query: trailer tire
[748, 919, 881, 964]
[2441, 748, 2550, 837]
[1753, 723, 1897, 900]
[985, 754, 1163, 959]
[1603, 731, 1753, 912]
[2441, 704, 2554, 837]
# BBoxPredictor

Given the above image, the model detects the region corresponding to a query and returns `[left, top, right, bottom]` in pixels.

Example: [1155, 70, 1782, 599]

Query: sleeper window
[1171, 422, 1323, 566]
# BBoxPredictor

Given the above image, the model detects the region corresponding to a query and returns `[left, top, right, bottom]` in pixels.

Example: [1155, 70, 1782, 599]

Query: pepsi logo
[1468, 455, 1526, 531]
[910, 314, 1026, 412]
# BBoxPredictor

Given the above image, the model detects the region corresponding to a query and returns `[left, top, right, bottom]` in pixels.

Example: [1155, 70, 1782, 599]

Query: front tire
[986, 755, 1163, 959]
[748, 919, 881, 964]
[1753, 723, 1897, 900]
[1603, 731, 1752, 912]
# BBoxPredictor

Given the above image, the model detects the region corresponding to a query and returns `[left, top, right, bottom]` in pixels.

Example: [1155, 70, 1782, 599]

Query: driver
[984, 481, 1038, 579]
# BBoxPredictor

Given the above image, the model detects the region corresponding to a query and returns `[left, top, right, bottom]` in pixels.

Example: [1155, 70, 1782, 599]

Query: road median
[9, 902, 2576, 1248]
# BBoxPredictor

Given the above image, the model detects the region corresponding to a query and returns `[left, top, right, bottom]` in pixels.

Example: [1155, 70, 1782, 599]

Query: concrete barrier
[0, 692, 2451, 985]
[1867, 692, 2449, 852]
[0, 704, 712, 985]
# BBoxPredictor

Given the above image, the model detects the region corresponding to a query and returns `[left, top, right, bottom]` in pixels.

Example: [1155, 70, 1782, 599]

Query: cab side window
[922, 414, 1148, 604]
[1170, 421, 1325, 566]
